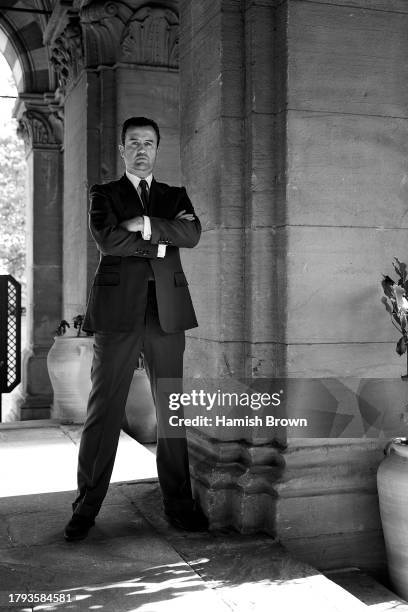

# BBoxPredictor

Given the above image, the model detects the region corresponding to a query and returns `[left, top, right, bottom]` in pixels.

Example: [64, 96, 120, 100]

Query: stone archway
[0, 6, 63, 419]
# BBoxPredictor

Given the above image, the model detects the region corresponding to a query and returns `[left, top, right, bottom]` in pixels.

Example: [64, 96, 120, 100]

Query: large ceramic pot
[47, 336, 94, 422]
[122, 366, 157, 444]
[47, 338, 157, 442]
[377, 437, 408, 599]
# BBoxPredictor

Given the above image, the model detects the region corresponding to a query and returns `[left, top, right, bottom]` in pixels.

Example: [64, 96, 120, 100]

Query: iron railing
[0, 275, 21, 419]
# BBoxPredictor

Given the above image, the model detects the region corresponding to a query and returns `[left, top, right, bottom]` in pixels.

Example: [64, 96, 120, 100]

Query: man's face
[119, 125, 158, 177]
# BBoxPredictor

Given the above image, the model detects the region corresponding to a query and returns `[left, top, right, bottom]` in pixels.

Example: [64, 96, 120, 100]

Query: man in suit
[64, 116, 206, 540]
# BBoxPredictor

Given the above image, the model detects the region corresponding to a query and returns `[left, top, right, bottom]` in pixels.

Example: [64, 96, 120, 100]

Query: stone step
[0, 418, 62, 429]
[326, 568, 408, 611]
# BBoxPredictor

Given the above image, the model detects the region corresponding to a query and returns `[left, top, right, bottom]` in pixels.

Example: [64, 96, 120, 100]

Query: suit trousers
[72, 282, 193, 518]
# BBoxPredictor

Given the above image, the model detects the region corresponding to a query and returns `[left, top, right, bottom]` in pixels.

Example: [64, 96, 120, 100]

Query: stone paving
[0, 423, 406, 612]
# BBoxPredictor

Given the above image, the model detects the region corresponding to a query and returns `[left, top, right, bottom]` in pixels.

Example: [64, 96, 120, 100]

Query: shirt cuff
[142, 215, 152, 240]
[157, 244, 167, 258]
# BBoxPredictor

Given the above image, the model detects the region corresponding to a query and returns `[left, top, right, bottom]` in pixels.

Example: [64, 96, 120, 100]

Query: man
[64, 116, 206, 541]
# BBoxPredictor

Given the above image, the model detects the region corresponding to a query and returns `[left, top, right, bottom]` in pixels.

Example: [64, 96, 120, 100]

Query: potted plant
[47, 315, 94, 423]
[377, 258, 408, 600]
[381, 257, 408, 379]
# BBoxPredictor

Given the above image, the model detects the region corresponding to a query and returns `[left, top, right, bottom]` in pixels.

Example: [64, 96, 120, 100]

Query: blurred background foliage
[0, 53, 26, 299]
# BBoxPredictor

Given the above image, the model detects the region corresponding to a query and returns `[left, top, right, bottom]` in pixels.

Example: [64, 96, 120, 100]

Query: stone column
[179, 0, 247, 379]
[179, 0, 287, 530]
[46, 2, 182, 321]
[13, 96, 63, 419]
[273, 0, 408, 571]
[180, 0, 286, 376]
[47, 12, 95, 321]
[179, 0, 404, 572]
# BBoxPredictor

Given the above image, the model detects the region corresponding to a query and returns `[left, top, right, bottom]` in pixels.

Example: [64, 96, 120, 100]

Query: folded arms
[89, 185, 201, 258]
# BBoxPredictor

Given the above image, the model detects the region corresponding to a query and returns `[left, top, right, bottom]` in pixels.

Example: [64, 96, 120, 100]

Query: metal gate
[0, 275, 21, 419]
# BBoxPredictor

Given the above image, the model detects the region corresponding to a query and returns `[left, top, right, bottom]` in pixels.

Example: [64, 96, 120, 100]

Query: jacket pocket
[94, 272, 120, 286]
[174, 271, 188, 287]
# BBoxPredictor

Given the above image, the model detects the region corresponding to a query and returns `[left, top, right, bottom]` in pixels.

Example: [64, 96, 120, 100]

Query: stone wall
[284, 0, 408, 379]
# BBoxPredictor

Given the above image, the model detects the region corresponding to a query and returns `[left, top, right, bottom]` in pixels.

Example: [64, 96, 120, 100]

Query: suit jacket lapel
[116, 174, 144, 218]
[149, 178, 167, 217]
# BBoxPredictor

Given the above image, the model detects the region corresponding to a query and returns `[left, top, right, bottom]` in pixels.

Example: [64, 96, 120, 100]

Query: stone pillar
[13, 96, 63, 419]
[273, 0, 408, 571]
[47, 12, 97, 321]
[46, 2, 182, 321]
[179, 0, 287, 530]
[179, 0, 247, 379]
[180, 0, 285, 376]
[179, 0, 406, 572]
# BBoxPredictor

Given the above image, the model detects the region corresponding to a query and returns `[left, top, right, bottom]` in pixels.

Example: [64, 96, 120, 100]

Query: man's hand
[175, 210, 195, 221]
[120, 216, 144, 232]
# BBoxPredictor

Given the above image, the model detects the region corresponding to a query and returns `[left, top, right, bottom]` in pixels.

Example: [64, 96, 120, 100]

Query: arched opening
[0, 49, 26, 421]
[0, 14, 62, 423]
[0, 52, 25, 283]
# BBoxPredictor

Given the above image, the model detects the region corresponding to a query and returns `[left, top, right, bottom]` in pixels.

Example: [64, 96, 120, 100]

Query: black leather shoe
[64, 514, 95, 541]
[165, 506, 208, 532]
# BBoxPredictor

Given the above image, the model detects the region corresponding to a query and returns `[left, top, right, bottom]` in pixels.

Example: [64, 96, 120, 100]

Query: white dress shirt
[125, 171, 153, 240]
[125, 171, 166, 258]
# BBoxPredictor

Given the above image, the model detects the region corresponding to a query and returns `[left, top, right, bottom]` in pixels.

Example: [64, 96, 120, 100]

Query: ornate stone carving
[81, 0, 120, 20]
[79, 0, 133, 67]
[17, 110, 60, 151]
[50, 17, 84, 95]
[120, 6, 179, 69]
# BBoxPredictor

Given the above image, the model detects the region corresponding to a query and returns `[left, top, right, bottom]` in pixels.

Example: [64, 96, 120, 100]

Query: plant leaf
[393, 313, 402, 329]
[394, 283, 406, 304]
[395, 258, 407, 284]
[382, 275, 395, 298]
[397, 336, 407, 355]
[381, 296, 393, 314]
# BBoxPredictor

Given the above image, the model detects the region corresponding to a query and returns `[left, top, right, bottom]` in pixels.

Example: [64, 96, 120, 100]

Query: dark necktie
[139, 179, 149, 213]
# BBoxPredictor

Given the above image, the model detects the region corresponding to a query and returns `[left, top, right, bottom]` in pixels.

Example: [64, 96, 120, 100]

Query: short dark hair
[120, 116, 160, 146]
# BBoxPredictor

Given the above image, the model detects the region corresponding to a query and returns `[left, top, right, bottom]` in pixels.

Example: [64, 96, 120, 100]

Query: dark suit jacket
[83, 174, 201, 334]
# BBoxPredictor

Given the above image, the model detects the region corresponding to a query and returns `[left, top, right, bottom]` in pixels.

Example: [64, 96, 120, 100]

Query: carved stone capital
[80, 0, 130, 22]
[16, 103, 63, 152]
[79, 3, 179, 69]
[120, 6, 179, 68]
[79, 0, 133, 66]
[49, 17, 84, 96]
